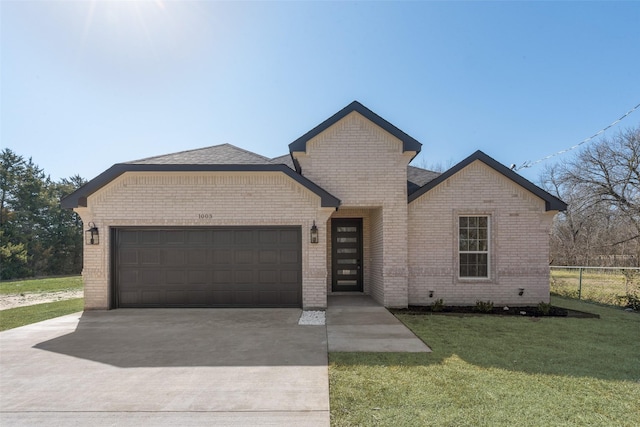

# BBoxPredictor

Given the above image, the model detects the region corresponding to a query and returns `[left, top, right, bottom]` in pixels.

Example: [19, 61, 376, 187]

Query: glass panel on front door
[332, 218, 363, 292]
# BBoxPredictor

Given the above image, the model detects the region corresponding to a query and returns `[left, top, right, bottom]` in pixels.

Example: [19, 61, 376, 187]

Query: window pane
[337, 248, 357, 254]
[337, 227, 357, 232]
[459, 217, 468, 228]
[469, 217, 478, 227]
[478, 217, 487, 228]
[337, 237, 357, 243]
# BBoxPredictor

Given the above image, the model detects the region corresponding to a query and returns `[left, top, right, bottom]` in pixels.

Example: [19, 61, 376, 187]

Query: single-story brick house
[62, 101, 566, 310]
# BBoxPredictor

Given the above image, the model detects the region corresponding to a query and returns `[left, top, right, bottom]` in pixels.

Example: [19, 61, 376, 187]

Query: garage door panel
[141, 290, 162, 305]
[234, 230, 254, 245]
[187, 270, 209, 285]
[187, 250, 207, 265]
[212, 249, 232, 264]
[140, 269, 163, 285]
[119, 291, 139, 306]
[120, 231, 139, 244]
[280, 250, 299, 264]
[280, 270, 299, 284]
[141, 231, 160, 245]
[259, 230, 278, 244]
[115, 227, 301, 308]
[165, 230, 186, 244]
[212, 270, 232, 284]
[233, 290, 256, 305]
[280, 230, 299, 244]
[235, 270, 255, 284]
[187, 230, 209, 244]
[166, 289, 208, 306]
[212, 230, 233, 245]
[259, 270, 277, 284]
[118, 269, 139, 287]
[165, 249, 185, 266]
[166, 270, 186, 285]
[119, 249, 139, 265]
[140, 249, 161, 265]
[259, 250, 277, 264]
[235, 250, 253, 264]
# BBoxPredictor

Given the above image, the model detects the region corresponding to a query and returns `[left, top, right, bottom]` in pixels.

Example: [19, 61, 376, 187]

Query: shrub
[537, 301, 552, 315]
[617, 293, 640, 311]
[474, 300, 494, 313]
[431, 298, 444, 312]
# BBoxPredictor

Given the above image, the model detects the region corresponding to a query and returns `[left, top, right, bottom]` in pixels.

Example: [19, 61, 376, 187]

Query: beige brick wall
[292, 112, 415, 307]
[75, 171, 333, 310]
[408, 160, 557, 306]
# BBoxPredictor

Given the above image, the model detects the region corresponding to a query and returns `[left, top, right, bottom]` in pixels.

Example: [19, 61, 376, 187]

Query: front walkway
[326, 295, 431, 352]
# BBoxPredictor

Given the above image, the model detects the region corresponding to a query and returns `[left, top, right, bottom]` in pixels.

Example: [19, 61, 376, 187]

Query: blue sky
[2, 1, 639, 184]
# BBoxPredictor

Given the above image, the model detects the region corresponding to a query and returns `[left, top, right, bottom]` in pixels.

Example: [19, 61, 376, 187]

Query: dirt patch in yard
[0, 290, 83, 311]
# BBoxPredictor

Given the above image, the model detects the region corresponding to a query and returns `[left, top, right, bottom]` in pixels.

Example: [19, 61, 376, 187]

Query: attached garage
[113, 227, 302, 308]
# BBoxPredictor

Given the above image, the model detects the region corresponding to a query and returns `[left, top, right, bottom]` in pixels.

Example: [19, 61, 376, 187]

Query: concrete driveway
[0, 309, 329, 426]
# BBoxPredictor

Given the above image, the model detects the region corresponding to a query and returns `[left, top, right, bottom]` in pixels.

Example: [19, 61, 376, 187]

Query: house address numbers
[198, 213, 213, 219]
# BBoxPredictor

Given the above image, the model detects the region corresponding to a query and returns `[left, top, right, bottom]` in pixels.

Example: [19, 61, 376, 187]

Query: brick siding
[408, 160, 556, 306]
[292, 112, 415, 307]
[75, 172, 334, 309]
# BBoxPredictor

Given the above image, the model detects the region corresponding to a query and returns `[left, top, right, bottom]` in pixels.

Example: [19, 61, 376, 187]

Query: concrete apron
[0, 309, 329, 427]
[327, 295, 432, 352]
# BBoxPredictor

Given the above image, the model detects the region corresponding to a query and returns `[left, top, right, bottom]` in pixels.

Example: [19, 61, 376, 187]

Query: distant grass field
[550, 268, 639, 308]
[0, 276, 82, 295]
[330, 296, 640, 426]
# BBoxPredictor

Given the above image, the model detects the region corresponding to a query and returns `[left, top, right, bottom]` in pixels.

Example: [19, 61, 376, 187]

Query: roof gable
[408, 150, 567, 211]
[288, 101, 422, 154]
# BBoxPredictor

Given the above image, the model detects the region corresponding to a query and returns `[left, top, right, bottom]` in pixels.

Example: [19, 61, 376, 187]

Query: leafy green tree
[0, 148, 86, 279]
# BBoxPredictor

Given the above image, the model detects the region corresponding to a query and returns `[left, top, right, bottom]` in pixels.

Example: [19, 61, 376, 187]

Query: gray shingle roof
[128, 144, 273, 165]
[407, 166, 440, 194]
[270, 154, 295, 169]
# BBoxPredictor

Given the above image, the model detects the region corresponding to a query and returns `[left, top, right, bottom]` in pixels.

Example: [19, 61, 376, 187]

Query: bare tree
[542, 126, 640, 266]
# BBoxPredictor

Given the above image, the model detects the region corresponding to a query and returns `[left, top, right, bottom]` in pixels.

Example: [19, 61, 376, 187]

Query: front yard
[329, 296, 640, 426]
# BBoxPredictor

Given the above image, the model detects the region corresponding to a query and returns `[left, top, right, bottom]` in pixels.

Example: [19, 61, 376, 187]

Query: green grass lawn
[329, 296, 640, 427]
[0, 276, 82, 295]
[0, 298, 84, 331]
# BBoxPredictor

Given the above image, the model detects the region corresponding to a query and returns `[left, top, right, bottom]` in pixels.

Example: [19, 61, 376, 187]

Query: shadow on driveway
[1, 309, 330, 425]
[33, 308, 327, 367]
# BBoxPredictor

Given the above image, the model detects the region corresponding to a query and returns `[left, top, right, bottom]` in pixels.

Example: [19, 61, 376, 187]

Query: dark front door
[331, 218, 363, 292]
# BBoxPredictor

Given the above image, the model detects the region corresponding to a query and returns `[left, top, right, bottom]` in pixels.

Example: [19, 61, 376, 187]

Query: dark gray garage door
[113, 227, 302, 308]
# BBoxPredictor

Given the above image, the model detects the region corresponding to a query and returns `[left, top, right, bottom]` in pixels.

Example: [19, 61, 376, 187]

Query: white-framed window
[459, 216, 489, 278]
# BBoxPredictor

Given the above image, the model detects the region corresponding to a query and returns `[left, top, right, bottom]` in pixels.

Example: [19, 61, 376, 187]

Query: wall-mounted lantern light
[85, 222, 99, 245]
[310, 221, 319, 244]
[518, 288, 525, 296]
[429, 290, 435, 298]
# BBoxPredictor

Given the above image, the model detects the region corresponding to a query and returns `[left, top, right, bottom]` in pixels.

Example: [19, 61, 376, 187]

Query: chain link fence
[550, 266, 640, 310]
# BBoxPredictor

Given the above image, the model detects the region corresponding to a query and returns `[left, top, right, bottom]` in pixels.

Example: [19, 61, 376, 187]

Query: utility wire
[514, 102, 640, 170]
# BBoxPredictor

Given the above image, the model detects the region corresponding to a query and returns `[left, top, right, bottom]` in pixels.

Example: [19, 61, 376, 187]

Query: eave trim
[61, 164, 341, 209]
[407, 150, 567, 212]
